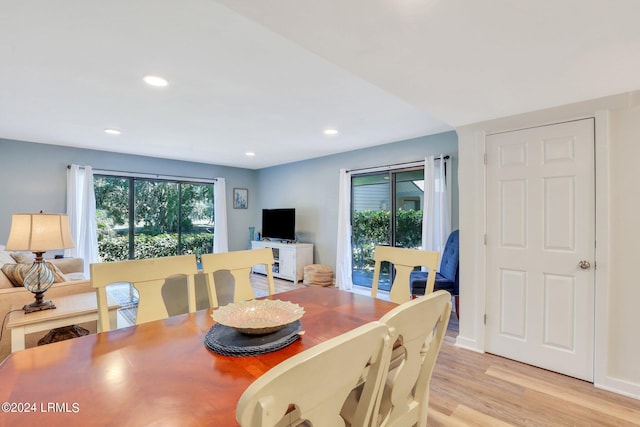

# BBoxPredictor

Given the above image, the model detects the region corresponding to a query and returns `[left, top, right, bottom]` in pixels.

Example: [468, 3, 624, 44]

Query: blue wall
[0, 138, 258, 251]
[256, 131, 459, 269]
[1, 131, 458, 270]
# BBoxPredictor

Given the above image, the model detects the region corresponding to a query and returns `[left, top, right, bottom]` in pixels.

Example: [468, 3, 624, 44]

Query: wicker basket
[303, 264, 334, 286]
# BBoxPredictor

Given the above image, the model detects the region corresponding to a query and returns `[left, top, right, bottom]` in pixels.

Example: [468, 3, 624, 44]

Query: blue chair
[410, 230, 459, 316]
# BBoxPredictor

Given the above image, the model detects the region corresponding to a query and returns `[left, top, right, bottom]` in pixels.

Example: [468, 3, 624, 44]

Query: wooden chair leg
[454, 295, 460, 320]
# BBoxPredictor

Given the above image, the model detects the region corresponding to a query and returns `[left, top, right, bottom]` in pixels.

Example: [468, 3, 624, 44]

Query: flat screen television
[262, 208, 296, 241]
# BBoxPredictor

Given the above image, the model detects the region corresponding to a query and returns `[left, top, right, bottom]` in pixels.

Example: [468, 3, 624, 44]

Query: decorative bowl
[212, 299, 305, 335]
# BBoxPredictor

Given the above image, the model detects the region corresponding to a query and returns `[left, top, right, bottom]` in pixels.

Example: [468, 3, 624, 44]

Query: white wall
[608, 104, 640, 385]
[457, 92, 640, 399]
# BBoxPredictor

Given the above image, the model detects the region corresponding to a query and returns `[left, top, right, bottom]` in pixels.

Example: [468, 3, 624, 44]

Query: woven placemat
[204, 320, 302, 357]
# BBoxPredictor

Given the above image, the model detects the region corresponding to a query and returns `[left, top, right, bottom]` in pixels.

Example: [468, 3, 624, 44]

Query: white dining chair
[236, 321, 392, 427]
[370, 246, 440, 304]
[375, 290, 452, 426]
[90, 254, 199, 331]
[200, 247, 275, 307]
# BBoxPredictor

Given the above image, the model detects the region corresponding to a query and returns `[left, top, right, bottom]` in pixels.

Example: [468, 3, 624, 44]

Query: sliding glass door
[393, 169, 424, 249]
[351, 167, 424, 289]
[352, 173, 391, 287]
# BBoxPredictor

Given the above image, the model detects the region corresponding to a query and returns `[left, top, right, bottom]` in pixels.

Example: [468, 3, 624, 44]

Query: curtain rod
[346, 155, 450, 174]
[67, 165, 217, 183]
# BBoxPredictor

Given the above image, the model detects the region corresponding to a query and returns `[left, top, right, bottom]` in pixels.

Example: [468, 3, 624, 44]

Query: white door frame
[485, 118, 595, 381]
[592, 111, 613, 392]
[455, 110, 613, 391]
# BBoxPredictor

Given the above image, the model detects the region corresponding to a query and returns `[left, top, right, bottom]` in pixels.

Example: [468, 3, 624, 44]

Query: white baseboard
[595, 377, 640, 401]
[454, 335, 482, 353]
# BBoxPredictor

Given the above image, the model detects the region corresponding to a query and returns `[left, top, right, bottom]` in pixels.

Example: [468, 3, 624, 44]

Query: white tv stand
[251, 240, 313, 282]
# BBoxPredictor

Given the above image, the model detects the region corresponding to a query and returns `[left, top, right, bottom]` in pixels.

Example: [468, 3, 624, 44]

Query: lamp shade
[5, 213, 75, 252]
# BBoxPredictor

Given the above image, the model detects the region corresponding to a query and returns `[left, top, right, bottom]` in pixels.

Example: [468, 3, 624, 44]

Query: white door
[485, 119, 595, 381]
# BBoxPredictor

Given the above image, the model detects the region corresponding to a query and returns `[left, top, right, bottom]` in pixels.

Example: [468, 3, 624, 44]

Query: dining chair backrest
[200, 248, 275, 307]
[371, 246, 440, 304]
[375, 290, 452, 426]
[90, 254, 199, 332]
[236, 321, 392, 427]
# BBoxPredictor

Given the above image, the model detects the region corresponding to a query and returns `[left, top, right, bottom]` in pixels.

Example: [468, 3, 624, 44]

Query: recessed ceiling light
[143, 75, 168, 87]
[245, 152, 256, 157]
[104, 128, 121, 135]
[324, 129, 339, 136]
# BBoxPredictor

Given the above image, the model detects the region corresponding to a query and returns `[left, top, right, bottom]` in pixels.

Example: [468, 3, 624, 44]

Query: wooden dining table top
[0, 286, 397, 426]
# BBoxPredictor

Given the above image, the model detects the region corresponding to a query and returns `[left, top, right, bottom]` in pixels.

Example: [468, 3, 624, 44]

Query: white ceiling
[1, 1, 640, 169]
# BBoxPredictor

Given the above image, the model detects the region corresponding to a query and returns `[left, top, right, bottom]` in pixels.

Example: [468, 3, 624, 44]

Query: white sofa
[0, 245, 90, 362]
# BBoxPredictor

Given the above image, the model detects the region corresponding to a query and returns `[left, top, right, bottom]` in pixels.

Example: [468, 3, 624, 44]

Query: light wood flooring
[263, 275, 640, 426]
[430, 333, 640, 426]
[249, 272, 304, 296]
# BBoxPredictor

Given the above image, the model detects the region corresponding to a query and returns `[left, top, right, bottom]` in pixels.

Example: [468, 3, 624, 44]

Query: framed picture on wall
[233, 188, 248, 209]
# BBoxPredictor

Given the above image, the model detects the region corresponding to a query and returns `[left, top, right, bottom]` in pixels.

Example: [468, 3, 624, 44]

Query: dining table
[0, 286, 397, 426]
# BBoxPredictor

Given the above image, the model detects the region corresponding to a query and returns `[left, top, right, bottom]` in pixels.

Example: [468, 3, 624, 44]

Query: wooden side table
[6, 292, 120, 352]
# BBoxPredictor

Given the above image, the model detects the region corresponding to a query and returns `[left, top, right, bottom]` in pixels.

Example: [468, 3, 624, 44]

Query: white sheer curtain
[213, 177, 229, 253]
[422, 155, 451, 253]
[335, 168, 353, 290]
[66, 164, 99, 274]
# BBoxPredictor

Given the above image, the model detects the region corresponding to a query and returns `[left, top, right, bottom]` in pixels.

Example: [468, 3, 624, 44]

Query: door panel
[500, 179, 527, 248]
[499, 269, 527, 339]
[544, 176, 575, 251]
[543, 273, 575, 350]
[486, 119, 595, 381]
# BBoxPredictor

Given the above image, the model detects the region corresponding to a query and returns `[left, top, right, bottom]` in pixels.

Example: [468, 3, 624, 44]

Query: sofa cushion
[64, 272, 87, 281]
[0, 248, 17, 289]
[1, 262, 67, 287]
[49, 257, 84, 275]
[0, 272, 13, 289]
[10, 252, 35, 264]
[0, 250, 15, 267]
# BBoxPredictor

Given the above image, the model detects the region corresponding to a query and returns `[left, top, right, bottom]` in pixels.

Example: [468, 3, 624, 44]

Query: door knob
[578, 260, 591, 270]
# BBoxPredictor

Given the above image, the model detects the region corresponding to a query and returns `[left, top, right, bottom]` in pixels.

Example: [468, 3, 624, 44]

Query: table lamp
[5, 212, 75, 313]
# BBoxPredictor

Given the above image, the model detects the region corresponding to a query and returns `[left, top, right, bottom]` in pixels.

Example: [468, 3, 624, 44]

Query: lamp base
[23, 299, 56, 313]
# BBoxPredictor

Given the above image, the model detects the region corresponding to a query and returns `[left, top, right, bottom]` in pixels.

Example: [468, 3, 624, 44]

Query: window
[351, 167, 424, 289]
[94, 175, 214, 262]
